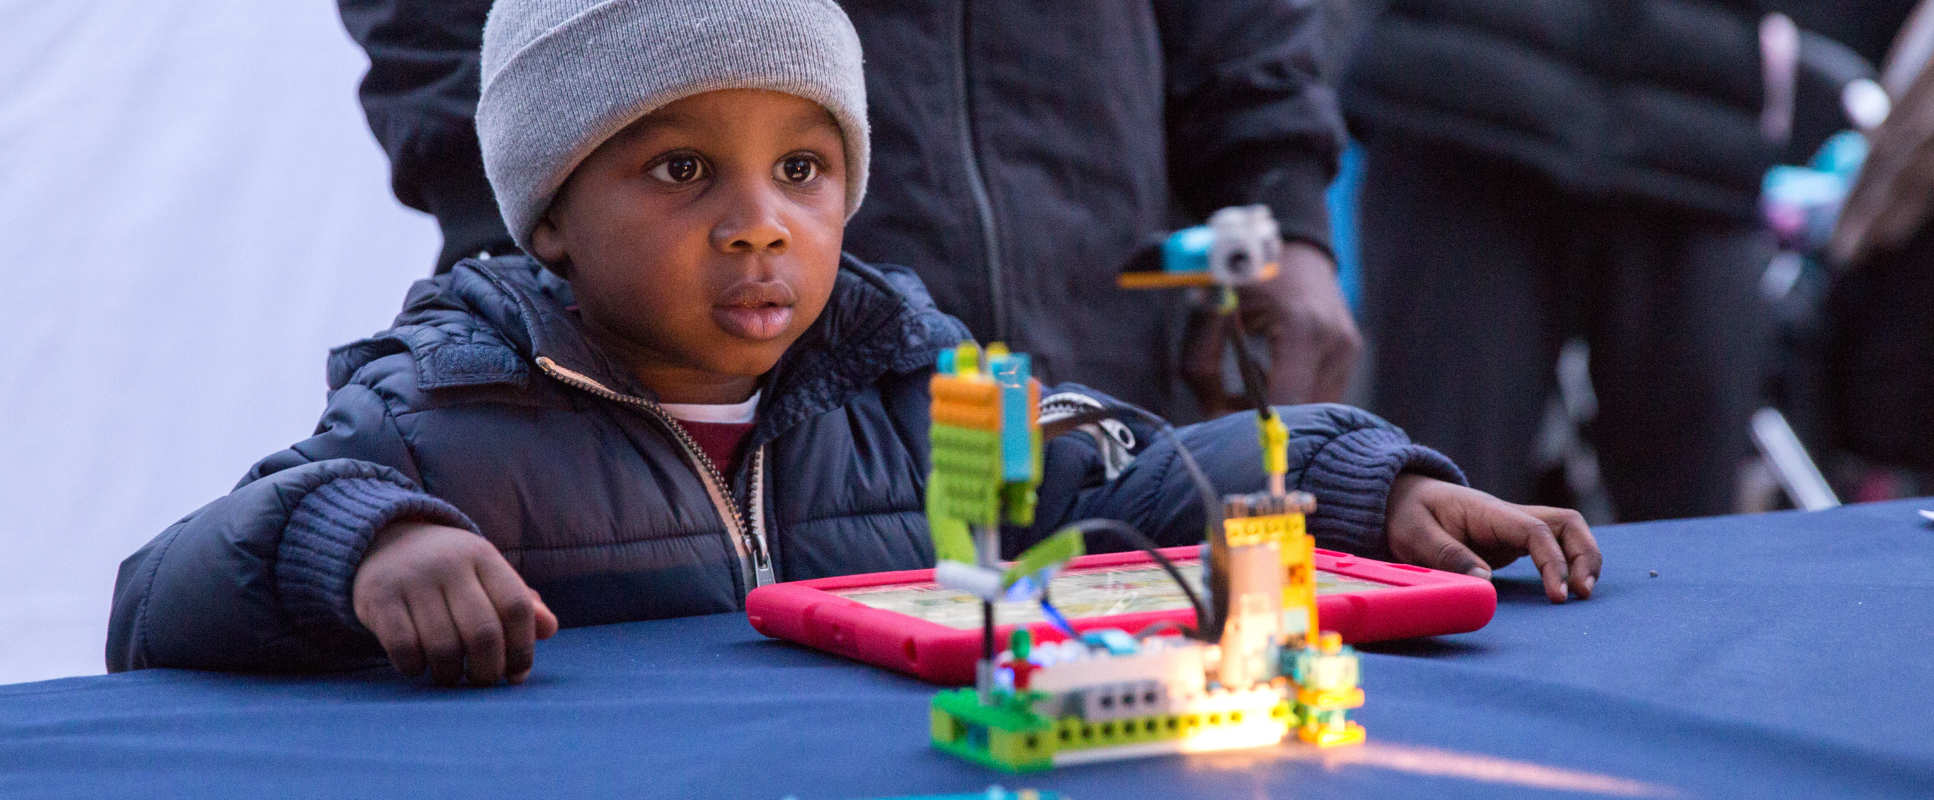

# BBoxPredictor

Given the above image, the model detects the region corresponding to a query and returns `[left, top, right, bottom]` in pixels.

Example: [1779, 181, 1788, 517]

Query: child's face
[532, 89, 847, 404]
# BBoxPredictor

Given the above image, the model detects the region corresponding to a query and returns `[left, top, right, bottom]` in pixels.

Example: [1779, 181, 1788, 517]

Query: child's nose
[710, 187, 791, 255]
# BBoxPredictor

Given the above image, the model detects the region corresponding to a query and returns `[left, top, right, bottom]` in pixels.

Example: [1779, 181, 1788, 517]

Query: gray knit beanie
[478, 0, 869, 252]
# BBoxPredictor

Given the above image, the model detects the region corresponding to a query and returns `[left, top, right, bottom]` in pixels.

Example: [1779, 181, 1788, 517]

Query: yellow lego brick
[1295, 687, 1365, 709]
[1259, 411, 1289, 476]
[1223, 512, 1304, 547]
[1277, 527, 1312, 565]
[1298, 721, 1365, 748]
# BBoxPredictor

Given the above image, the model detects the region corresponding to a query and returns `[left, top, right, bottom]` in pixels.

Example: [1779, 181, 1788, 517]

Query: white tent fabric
[0, 1, 440, 683]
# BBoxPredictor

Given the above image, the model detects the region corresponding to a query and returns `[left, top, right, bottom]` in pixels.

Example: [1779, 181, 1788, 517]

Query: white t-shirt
[660, 390, 760, 424]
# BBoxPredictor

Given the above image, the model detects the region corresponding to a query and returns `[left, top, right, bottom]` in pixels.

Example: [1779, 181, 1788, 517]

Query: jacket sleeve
[336, 0, 510, 270]
[1036, 401, 1464, 560]
[1153, 0, 1346, 252]
[106, 382, 479, 673]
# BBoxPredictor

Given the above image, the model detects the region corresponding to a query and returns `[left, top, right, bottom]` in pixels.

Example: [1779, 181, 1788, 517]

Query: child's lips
[712, 303, 795, 341]
[713, 280, 798, 341]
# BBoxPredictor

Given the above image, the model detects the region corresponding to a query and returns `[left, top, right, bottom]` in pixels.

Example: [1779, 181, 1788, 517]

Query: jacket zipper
[533, 356, 774, 593]
[955, 1, 1008, 340]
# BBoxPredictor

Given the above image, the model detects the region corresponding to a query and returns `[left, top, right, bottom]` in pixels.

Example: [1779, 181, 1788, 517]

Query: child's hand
[352, 521, 559, 686]
[1384, 474, 1602, 603]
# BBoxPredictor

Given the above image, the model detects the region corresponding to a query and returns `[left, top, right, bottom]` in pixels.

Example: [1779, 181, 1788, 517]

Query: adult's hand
[1181, 240, 1362, 416]
[352, 521, 559, 686]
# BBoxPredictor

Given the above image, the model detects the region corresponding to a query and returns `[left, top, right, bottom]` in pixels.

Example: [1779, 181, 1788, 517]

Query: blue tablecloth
[6, 499, 1934, 799]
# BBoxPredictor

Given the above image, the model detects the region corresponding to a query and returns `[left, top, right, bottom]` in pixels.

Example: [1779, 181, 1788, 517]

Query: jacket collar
[330, 254, 969, 445]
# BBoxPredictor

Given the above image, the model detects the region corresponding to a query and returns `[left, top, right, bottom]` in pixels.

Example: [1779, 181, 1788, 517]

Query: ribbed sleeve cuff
[275, 476, 478, 638]
[1300, 427, 1466, 559]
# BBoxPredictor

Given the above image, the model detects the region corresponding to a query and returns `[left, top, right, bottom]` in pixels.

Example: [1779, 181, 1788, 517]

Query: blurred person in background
[335, 0, 1364, 421]
[1342, 1, 1871, 521]
[1824, 1, 1934, 496]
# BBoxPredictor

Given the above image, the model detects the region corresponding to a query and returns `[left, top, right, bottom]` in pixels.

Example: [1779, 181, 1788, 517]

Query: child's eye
[776, 155, 819, 184]
[647, 155, 707, 184]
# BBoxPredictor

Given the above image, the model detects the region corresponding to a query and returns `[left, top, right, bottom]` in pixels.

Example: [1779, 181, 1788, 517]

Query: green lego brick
[1000, 483, 1039, 527]
[933, 734, 1054, 774]
[931, 475, 999, 525]
[931, 689, 1054, 733]
[930, 690, 1057, 773]
[932, 690, 1299, 771]
[1050, 713, 1183, 753]
[1002, 529, 1084, 589]
[930, 424, 1005, 526]
[1048, 699, 1294, 755]
[931, 425, 1002, 468]
[928, 515, 975, 565]
[1001, 433, 1043, 526]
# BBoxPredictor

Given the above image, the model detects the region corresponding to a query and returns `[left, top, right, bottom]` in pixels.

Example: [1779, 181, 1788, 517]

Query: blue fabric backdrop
[5, 499, 1931, 799]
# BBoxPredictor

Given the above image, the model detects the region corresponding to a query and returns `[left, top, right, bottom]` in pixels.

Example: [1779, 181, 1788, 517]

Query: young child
[108, 0, 1600, 686]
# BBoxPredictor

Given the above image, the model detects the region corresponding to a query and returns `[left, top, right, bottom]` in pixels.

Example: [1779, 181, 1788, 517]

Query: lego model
[865, 788, 1064, 800]
[1114, 204, 1283, 289]
[925, 208, 1363, 773]
[797, 785, 1062, 800]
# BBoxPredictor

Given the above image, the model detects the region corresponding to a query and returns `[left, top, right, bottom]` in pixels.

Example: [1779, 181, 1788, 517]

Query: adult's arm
[1156, 0, 1362, 406]
[1153, 0, 1346, 252]
[338, 0, 511, 271]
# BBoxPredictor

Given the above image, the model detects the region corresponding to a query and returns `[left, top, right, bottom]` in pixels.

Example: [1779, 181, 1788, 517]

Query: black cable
[1101, 404, 1232, 640]
[1222, 311, 1274, 419]
[1059, 518, 1211, 640]
[1037, 404, 1228, 638]
[981, 599, 995, 664]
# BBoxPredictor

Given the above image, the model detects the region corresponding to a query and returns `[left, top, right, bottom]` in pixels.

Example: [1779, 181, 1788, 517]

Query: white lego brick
[1029, 644, 1207, 696]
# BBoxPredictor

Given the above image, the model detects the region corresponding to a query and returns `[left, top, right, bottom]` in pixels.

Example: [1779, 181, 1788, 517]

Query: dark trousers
[1358, 139, 1774, 521]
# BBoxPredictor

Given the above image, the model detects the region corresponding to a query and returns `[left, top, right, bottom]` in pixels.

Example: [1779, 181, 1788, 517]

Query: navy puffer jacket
[107, 255, 1460, 673]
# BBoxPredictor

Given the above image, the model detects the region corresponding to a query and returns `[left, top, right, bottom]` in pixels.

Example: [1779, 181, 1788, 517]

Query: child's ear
[530, 214, 572, 277]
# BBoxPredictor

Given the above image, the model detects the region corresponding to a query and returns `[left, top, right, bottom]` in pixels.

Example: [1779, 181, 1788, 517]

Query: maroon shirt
[676, 419, 755, 475]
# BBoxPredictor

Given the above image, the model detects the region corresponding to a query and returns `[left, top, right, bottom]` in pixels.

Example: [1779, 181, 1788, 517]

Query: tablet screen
[830, 561, 1395, 630]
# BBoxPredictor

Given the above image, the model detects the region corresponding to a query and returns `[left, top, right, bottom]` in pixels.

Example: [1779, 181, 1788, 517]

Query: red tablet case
[746, 547, 1496, 684]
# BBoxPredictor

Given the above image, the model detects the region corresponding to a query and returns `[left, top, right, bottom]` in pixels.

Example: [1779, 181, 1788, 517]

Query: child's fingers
[361, 595, 425, 677]
[1462, 500, 1567, 603]
[510, 592, 559, 684]
[444, 577, 507, 686]
[1428, 534, 1493, 580]
[1393, 514, 1492, 580]
[533, 591, 559, 640]
[1513, 519, 1569, 604]
[1526, 506, 1601, 598]
[473, 558, 538, 684]
[405, 585, 467, 687]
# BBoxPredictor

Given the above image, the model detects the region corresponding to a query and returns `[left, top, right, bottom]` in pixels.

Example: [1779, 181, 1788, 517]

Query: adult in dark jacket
[1343, 0, 1785, 520]
[334, 0, 1363, 420]
[1826, 7, 1934, 474]
[105, 255, 1469, 676]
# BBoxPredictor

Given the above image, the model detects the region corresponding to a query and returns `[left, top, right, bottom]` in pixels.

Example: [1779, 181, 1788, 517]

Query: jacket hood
[326, 253, 971, 439]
